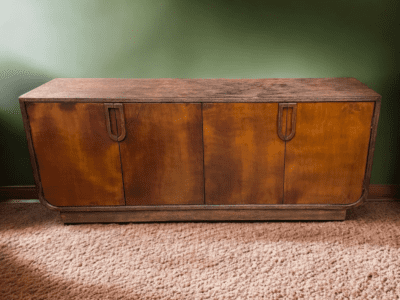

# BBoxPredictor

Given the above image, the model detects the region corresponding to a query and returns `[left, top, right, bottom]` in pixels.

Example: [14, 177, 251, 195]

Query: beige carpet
[0, 201, 399, 300]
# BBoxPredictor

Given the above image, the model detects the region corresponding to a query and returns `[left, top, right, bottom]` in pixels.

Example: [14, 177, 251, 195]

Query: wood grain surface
[26, 102, 124, 206]
[203, 103, 286, 205]
[19, 78, 381, 102]
[284, 102, 375, 204]
[120, 103, 204, 206]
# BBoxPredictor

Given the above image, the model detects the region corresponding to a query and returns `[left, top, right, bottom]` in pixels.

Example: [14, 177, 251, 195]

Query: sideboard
[19, 78, 381, 223]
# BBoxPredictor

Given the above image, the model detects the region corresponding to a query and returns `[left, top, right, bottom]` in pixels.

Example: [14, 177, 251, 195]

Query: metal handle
[105, 103, 126, 142]
[278, 103, 297, 141]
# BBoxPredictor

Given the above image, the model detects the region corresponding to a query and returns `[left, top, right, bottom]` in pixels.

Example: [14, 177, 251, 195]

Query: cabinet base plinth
[60, 209, 346, 224]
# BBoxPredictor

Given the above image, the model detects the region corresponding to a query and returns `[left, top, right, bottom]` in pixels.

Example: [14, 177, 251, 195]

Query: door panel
[203, 103, 286, 205]
[121, 103, 204, 206]
[26, 102, 124, 206]
[284, 102, 374, 204]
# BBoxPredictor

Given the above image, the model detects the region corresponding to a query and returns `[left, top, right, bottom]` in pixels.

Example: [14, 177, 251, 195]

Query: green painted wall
[1, 0, 399, 186]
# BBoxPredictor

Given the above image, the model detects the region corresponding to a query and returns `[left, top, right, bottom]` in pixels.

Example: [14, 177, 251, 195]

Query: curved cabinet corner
[37, 182, 61, 211]
[283, 102, 375, 205]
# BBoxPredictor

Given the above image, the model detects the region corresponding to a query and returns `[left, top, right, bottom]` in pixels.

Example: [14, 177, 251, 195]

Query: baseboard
[0, 185, 38, 201]
[0, 184, 399, 203]
[368, 184, 400, 199]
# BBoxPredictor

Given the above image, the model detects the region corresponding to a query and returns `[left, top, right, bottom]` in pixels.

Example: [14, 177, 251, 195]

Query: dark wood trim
[19, 100, 42, 200]
[18, 98, 381, 103]
[60, 209, 347, 223]
[0, 184, 398, 202]
[363, 101, 381, 199]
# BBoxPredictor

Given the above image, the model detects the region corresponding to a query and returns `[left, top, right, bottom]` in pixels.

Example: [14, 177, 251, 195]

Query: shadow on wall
[372, 70, 400, 187]
[386, 71, 400, 187]
[0, 58, 56, 186]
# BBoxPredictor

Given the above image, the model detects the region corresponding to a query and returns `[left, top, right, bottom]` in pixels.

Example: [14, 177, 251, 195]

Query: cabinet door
[284, 102, 375, 204]
[26, 102, 124, 206]
[203, 103, 286, 205]
[120, 103, 204, 206]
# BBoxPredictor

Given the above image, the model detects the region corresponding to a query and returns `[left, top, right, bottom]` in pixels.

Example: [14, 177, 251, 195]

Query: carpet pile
[0, 201, 399, 299]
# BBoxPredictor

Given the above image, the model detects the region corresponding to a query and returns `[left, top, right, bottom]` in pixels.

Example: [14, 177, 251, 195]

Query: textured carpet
[0, 201, 399, 300]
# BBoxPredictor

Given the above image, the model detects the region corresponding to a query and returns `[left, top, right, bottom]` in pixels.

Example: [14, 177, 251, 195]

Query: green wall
[1, 0, 399, 186]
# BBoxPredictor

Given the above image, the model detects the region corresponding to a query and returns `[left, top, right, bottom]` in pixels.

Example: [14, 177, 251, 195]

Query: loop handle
[105, 103, 126, 142]
[278, 103, 297, 141]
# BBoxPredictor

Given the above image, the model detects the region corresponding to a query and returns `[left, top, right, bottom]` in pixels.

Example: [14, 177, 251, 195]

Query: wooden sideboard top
[19, 77, 381, 102]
